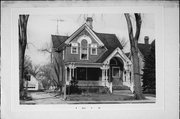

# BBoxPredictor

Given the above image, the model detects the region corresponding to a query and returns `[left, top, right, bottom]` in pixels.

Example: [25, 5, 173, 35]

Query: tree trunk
[19, 15, 29, 99]
[124, 13, 145, 100]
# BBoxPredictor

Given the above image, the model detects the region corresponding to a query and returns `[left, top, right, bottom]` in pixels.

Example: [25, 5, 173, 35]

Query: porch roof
[65, 62, 103, 68]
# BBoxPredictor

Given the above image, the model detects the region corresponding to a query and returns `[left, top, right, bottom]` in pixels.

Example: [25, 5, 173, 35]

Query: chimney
[86, 17, 93, 29]
[144, 36, 149, 45]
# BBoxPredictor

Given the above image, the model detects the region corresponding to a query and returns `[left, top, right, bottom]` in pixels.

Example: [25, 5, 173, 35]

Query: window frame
[80, 39, 89, 60]
[90, 44, 97, 55]
[71, 43, 78, 54]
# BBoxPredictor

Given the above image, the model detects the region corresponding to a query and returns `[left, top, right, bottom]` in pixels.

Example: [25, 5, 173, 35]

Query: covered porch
[64, 62, 113, 92]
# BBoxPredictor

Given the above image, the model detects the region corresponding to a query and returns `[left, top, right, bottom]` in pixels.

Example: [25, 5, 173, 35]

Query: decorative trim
[77, 35, 92, 44]
[103, 47, 132, 65]
[65, 23, 104, 46]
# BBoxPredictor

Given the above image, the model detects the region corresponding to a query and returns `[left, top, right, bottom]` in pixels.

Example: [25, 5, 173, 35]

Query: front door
[111, 66, 123, 86]
[109, 57, 124, 87]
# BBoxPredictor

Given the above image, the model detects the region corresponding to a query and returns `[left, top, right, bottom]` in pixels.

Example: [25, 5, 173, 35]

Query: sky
[26, 14, 155, 66]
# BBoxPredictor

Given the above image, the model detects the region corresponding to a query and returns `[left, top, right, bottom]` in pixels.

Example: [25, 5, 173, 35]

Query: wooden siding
[64, 29, 106, 63]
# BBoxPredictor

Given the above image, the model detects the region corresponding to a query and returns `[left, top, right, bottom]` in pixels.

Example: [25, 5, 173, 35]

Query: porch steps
[113, 90, 133, 95]
[78, 86, 110, 94]
[112, 85, 133, 95]
[112, 85, 130, 90]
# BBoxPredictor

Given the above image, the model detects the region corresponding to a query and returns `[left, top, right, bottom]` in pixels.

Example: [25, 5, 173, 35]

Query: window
[71, 43, 78, 54]
[112, 67, 120, 78]
[91, 44, 97, 55]
[81, 47, 88, 60]
[80, 39, 88, 60]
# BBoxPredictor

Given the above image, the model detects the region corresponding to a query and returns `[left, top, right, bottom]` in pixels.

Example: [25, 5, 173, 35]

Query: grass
[66, 93, 134, 101]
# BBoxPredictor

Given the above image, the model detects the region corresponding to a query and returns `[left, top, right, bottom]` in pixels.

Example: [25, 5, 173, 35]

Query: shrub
[66, 77, 81, 94]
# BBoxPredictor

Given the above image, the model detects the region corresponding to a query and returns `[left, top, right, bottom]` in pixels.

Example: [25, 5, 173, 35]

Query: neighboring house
[25, 75, 44, 91]
[51, 17, 133, 93]
[126, 36, 153, 87]
[138, 36, 152, 81]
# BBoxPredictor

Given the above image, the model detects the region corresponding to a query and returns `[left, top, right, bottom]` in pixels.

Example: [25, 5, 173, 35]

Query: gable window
[91, 44, 97, 55]
[112, 67, 120, 78]
[71, 43, 78, 54]
[80, 39, 88, 60]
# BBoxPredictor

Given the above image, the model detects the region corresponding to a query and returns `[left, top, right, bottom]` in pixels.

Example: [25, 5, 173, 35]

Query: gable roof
[51, 35, 69, 51]
[94, 32, 123, 63]
[51, 26, 124, 63]
[138, 43, 151, 56]
[65, 23, 104, 46]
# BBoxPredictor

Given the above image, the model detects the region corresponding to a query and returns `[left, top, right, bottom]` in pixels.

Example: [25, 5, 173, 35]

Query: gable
[68, 29, 99, 45]
[95, 32, 123, 63]
[102, 47, 132, 65]
[65, 23, 104, 46]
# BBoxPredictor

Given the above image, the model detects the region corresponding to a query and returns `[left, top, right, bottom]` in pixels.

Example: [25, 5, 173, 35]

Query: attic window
[71, 43, 78, 54]
[91, 44, 97, 55]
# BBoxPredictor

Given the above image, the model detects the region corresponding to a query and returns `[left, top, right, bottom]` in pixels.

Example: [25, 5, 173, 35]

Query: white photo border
[2, 1, 178, 119]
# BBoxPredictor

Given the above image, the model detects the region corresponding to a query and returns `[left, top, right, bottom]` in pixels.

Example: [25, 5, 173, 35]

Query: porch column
[100, 65, 105, 86]
[72, 65, 75, 79]
[64, 66, 67, 100]
[105, 66, 109, 86]
[105, 65, 109, 81]
[102, 69, 105, 81]
[65, 66, 68, 85]
[101, 68, 105, 81]
[69, 66, 72, 82]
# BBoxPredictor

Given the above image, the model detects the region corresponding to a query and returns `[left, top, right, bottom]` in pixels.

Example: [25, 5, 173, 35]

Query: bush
[66, 77, 81, 94]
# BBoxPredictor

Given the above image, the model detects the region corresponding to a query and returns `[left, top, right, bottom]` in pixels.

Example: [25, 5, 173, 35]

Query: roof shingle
[138, 43, 151, 56]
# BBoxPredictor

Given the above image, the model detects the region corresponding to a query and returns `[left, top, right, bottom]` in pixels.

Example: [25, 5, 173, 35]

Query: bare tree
[39, 42, 53, 63]
[24, 55, 40, 78]
[39, 64, 59, 90]
[19, 15, 29, 99]
[39, 44, 63, 92]
[124, 13, 145, 100]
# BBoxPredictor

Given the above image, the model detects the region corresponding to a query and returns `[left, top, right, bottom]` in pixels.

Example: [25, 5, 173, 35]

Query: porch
[64, 59, 132, 93]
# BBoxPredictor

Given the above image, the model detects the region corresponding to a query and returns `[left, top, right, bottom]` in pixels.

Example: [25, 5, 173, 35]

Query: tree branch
[124, 13, 135, 48]
[134, 13, 142, 41]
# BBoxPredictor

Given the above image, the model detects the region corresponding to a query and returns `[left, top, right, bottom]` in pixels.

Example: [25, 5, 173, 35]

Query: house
[51, 17, 133, 93]
[138, 36, 151, 81]
[25, 75, 44, 91]
[126, 36, 153, 87]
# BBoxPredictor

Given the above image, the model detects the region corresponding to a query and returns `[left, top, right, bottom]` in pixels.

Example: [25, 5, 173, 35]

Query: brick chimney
[86, 17, 93, 29]
[144, 36, 149, 45]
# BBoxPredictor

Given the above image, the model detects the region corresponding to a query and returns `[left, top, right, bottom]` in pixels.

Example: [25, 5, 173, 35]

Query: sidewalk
[20, 91, 155, 105]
